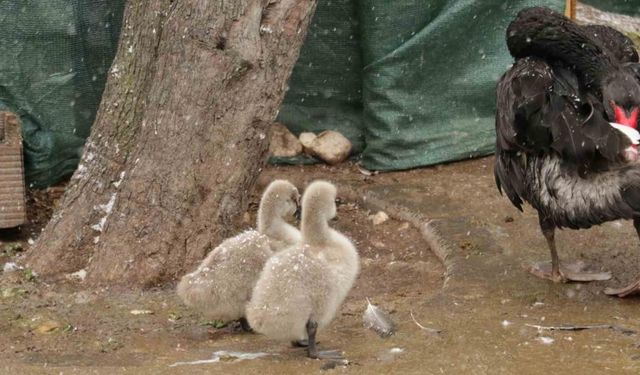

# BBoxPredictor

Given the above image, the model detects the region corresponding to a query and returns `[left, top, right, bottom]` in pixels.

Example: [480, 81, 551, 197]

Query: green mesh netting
[0, 0, 124, 188]
[582, 0, 640, 16]
[278, 0, 564, 170]
[3, 1, 588, 186]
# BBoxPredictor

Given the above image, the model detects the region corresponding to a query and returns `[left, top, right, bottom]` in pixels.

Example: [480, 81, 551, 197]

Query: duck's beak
[613, 104, 639, 128]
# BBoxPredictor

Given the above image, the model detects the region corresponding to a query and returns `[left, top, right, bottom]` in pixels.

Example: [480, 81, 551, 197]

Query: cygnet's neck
[257, 205, 299, 246]
[301, 212, 331, 246]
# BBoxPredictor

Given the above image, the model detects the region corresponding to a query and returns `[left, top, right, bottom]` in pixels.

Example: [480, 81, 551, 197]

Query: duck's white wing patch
[609, 122, 640, 145]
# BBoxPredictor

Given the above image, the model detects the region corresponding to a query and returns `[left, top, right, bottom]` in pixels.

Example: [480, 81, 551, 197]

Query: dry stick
[410, 311, 442, 334]
[525, 323, 636, 335]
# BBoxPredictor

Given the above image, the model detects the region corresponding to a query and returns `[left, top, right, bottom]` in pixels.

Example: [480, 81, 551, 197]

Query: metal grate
[0, 112, 27, 228]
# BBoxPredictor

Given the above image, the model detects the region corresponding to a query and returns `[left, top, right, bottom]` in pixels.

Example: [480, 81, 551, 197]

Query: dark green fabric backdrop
[278, 0, 565, 170]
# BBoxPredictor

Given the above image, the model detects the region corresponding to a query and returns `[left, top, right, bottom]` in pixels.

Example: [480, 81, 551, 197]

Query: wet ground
[3, 157, 640, 374]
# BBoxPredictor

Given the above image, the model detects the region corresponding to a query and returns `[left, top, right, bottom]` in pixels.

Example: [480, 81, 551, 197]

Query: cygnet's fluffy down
[176, 180, 300, 323]
[247, 180, 359, 358]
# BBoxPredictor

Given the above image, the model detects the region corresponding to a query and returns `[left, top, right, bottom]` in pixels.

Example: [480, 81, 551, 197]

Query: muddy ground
[4, 158, 640, 374]
[0, 164, 443, 374]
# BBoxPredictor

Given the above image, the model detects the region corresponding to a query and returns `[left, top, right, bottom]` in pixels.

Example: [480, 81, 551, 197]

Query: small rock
[299, 132, 317, 149]
[168, 312, 182, 323]
[306, 130, 352, 165]
[504, 216, 514, 223]
[269, 122, 302, 157]
[35, 320, 63, 334]
[398, 222, 410, 231]
[372, 241, 386, 249]
[370, 211, 389, 225]
[130, 309, 154, 315]
[321, 359, 349, 370]
[66, 269, 87, 281]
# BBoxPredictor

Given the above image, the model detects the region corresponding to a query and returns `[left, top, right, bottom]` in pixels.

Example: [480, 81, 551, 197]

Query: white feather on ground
[363, 298, 396, 338]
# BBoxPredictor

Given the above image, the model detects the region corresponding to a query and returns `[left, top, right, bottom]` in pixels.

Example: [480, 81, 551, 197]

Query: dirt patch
[0, 166, 444, 372]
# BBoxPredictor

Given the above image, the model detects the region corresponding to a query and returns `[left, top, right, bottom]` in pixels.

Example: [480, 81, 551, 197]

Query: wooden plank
[0, 111, 26, 228]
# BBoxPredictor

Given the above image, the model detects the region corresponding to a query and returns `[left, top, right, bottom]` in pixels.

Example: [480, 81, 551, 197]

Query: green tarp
[582, 0, 640, 16]
[0, 0, 124, 188]
[278, 0, 564, 170]
[1, 0, 589, 186]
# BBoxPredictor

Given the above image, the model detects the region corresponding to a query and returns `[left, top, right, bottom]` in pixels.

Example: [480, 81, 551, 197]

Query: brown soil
[0, 166, 444, 373]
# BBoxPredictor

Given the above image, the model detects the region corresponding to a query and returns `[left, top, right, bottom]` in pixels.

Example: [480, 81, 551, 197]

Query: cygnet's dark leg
[239, 317, 253, 332]
[306, 320, 344, 360]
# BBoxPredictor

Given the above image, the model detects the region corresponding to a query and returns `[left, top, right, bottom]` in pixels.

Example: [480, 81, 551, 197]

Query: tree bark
[24, 0, 317, 287]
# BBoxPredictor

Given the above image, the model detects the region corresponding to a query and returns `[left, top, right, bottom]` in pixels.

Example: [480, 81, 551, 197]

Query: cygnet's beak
[294, 204, 302, 221]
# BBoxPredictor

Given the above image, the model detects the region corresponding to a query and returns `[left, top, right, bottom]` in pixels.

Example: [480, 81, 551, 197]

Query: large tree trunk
[24, 0, 317, 287]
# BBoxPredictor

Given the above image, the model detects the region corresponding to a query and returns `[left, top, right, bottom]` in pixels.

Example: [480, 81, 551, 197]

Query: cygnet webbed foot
[305, 320, 344, 360]
[239, 317, 254, 333]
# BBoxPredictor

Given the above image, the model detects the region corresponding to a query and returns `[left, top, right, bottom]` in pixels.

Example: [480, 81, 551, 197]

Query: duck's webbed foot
[527, 260, 611, 282]
[239, 317, 253, 333]
[604, 278, 640, 297]
[305, 320, 345, 360]
[607, 218, 640, 297]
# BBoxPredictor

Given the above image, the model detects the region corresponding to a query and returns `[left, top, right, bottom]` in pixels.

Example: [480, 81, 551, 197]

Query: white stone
[299, 132, 317, 149]
[306, 130, 352, 165]
[370, 211, 389, 225]
[269, 123, 302, 157]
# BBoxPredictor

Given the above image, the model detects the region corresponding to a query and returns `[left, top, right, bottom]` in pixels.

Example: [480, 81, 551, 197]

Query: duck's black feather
[495, 7, 640, 230]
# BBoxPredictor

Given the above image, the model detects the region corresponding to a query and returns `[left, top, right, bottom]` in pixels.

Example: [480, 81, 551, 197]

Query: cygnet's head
[260, 180, 300, 220]
[301, 180, 337, 222]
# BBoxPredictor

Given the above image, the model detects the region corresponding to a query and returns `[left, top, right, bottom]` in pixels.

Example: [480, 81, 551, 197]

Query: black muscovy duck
[495, 7, 640, 297]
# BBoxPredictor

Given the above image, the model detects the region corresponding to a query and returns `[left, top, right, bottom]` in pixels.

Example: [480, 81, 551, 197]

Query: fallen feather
[410, 311, 441, 334]
[525, 323, 636, 335]
[169, 351, 271, 367]
[536, 336, 555, 345]
[3, 262, 20, 273]
[357, 165, 378, 176]
[130, 309, 154, 315]
[389, 347, 404, 354]
[363, 298, 396, 337]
